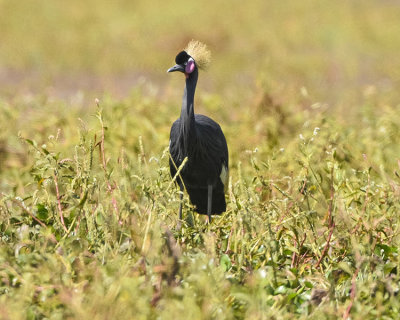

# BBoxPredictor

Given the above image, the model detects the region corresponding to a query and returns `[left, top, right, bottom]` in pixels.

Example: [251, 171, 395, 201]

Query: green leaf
[36, 204, 48, 220]
[220, 254, 232, 271]
[274, 285, 287, 295]
[383, 262, 397, 275]
[337, 262, 352, 275]
[25, 138, 37, 147]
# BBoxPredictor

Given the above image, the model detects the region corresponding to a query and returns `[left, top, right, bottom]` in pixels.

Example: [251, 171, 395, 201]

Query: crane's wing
[169, 119, 182, 182]
[194, 114, 229, 182]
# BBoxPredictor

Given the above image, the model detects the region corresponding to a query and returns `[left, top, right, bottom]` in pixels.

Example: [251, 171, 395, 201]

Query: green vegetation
[1, 1, 400, 319]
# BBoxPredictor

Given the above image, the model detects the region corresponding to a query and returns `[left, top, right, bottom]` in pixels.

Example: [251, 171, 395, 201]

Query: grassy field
[1, 1, 400, 319]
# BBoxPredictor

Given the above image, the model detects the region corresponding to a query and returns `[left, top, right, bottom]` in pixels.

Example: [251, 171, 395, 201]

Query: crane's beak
[167, 64, 185, 73]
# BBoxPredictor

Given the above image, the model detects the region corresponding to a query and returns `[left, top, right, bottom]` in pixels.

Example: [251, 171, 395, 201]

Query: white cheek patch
[220, 165, 228, 191]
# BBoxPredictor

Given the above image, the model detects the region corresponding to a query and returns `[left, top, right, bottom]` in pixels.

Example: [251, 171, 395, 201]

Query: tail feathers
[186, 185, 226, 215]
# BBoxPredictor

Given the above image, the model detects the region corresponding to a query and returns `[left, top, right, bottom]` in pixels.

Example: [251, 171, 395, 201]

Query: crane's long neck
[179, 69, 198, 155]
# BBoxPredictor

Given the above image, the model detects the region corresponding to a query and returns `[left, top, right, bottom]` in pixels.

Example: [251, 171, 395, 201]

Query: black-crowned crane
[167, 40, 229, 223]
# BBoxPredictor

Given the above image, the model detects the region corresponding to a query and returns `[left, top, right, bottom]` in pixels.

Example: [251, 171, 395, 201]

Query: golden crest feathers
[184, 40, 211, 70]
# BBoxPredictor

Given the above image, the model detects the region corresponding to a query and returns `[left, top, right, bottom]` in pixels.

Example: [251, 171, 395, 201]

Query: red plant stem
[328, 167, 334, 226]
[315, 221, 335, 268]
[343, 267, 360, 319]
[291, 249, 296, 268]
[296, 234, 307, 267]
[53, 172, 68, 232]
[9, 196, 46, 228]
[98, 106, 119, 216]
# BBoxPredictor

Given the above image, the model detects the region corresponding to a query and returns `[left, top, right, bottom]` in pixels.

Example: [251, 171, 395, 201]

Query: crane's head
[167, 51, 195, 77]
[167, 40, 211, 78]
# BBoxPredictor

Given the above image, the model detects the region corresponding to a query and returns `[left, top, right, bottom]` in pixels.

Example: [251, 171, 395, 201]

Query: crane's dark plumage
[168, 42, 228, 222]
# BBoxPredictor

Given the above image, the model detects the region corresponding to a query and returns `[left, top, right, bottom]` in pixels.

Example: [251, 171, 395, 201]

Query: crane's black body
[168, 51, 228, 222]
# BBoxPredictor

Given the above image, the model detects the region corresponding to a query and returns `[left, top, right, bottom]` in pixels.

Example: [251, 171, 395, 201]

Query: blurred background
[2, 2, 400, 318]
[1, 0, 400, 106]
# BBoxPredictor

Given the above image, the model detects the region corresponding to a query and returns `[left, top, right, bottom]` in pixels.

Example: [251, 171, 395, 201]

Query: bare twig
[292, 233, 307, 268]
[53, 171, 68, 232]
[96, 99, 119, 215]
[299, 177, 307, 195]
[163, 227, 181, 285]
[316, 167, 335, 268]
[352, 167, 371, 234]
[328, 167, 334, 226]
[225, 225, 235, 254]
[151, 275, 162, 307]
[291, 248, 296, 268]
[98, 109, 108, 171]
[151, 227, 182, 307]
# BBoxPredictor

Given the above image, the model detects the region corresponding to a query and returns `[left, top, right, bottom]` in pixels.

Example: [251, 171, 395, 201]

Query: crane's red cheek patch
[185, 60, 195, 74]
